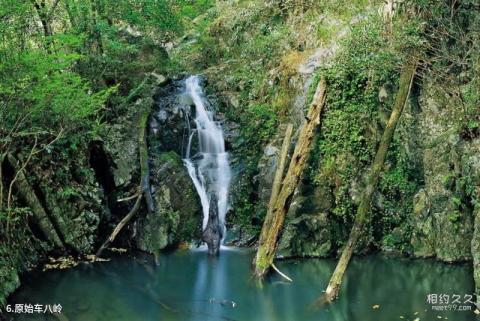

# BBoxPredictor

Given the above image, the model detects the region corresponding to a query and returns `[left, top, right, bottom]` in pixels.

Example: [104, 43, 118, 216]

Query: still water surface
[10, 248, 476, 321]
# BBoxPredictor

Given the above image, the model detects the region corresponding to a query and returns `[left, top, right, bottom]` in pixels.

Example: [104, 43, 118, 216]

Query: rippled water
[8, 248, 476, 321]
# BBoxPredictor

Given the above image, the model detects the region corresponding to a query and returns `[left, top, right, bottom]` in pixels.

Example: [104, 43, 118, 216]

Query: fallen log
[254, 78, 327, 278]
[317, 61, 417, 305]
[96, 194, 142, 257]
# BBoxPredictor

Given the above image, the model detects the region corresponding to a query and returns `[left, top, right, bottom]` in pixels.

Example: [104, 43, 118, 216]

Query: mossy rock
[135, 151, 201, 253]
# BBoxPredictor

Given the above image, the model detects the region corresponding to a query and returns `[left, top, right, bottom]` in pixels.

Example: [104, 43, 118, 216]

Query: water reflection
[9, 249, 475, 321]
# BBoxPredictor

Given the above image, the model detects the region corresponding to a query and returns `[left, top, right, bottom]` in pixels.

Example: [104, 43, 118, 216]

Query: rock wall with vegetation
[0, 0, 214, 306]
[1, 0, 480, 308]
[170, 0, 479, 287]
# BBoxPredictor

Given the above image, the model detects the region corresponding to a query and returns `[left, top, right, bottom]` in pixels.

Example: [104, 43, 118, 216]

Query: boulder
[135, 151, 201, 253]
[277, 213, 332, 258]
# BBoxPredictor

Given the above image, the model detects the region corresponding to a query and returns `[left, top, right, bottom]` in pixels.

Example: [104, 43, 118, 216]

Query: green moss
[158, 150, 182, 164]
[304, 12, 424, 251]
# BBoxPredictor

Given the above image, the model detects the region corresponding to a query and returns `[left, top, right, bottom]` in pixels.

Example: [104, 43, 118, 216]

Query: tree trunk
[30, 0, 53, 38]
[6, 154, 64, 248]
[139, 109, 154, 213]
[318, 62, 417, 304]
[90, 0, 104, 54]
[255, 123, 293, 258]
[254, 78, 327, 278]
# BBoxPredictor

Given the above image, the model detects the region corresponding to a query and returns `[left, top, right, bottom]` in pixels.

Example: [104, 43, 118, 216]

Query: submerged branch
[271, 263, 293, 282]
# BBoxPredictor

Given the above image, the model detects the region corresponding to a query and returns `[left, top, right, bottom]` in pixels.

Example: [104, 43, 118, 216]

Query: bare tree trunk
[6, 154, 64, 248]
[90, 0, 104, 54]
[318, 62, 417, 304]
[254, 78, 327, 278]
[30, 0, 61, 51]
[30, 0, 55, 37]
[256, 123, 293, 258]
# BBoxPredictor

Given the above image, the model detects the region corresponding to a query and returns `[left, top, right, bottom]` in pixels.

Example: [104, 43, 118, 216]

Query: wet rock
[151, 79, 193, 156]
[135, 184, 171, 251]
[255, 130, 285, 208]
[410, 189, 435, 257]
[278, 213, 332, 258]
[103, 98, 154, 190]
[28, 150, 105, 253]
[41, 184, 103, 253]
[135, 151, 201, 253]
[264, 144, 278, 157]
[203, 195, 222, 255]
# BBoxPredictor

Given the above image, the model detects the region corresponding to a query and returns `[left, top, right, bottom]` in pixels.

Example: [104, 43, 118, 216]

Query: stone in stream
[202, 194, 222, 256]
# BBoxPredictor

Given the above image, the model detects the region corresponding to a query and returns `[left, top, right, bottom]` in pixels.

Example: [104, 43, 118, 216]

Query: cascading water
[182, 75, 232, 255]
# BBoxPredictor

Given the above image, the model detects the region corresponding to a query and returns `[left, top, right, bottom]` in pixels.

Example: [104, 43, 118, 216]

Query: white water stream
[182, 76, 231, 242]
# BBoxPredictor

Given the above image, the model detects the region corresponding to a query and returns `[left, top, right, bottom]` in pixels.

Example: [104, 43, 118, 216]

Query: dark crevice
[89, 141, 117, 201]
[88, 140, 120, 244]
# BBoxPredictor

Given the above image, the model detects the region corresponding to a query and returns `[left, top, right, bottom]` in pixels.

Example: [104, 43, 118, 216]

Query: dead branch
[254, 78, 327, 278]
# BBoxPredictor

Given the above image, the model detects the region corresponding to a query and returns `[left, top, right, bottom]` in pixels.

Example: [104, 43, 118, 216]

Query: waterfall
[182, 76, 232, 253]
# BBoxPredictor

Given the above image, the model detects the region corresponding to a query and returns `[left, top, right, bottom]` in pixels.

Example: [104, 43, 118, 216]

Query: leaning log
[256, 124, 294, 247]
[254, 78, 327, 278]
[6, 154, 64, 248]
[318, 62, 417, 304]
[96, 108, 152, 256]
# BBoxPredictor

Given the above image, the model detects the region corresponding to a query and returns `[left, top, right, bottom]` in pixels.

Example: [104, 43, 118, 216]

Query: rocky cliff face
[263, 75, 480, 263]
[103, 78, 205, 255]
[0, 77, 204, 304]
[135, 152, 200, 255]
[0, 141, 106, 305]
[407, 81, 479, 262]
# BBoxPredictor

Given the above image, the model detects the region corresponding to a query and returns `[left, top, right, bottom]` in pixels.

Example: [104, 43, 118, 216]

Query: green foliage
[1, 51, 113, 130]
[0, 0, 214, 261]
[238, 104, 278, 158]
[405, 0, 480, 135]
[310, 14, 400, 216]
[306, 12, 425, 250]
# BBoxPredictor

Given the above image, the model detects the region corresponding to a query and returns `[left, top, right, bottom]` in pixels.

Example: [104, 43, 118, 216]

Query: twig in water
[271, 263, 293, 282]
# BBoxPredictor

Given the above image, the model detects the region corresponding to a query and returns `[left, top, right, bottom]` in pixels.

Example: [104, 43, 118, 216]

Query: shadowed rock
[203, 194, 222, 255]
